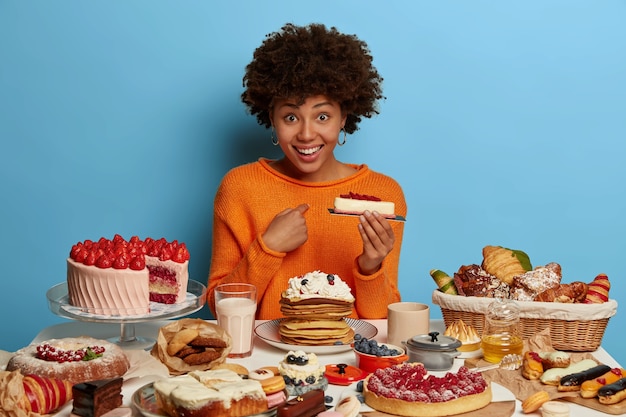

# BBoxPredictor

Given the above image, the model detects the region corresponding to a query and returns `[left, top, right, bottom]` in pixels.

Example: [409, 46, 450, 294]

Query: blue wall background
[1, 1, 624, 363]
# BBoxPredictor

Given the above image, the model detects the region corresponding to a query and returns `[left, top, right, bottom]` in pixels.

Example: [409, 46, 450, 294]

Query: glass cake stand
[46, 280, 207, 350]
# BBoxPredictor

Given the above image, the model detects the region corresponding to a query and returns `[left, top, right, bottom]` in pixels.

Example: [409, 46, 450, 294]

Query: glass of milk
[214, 283, 257, 358]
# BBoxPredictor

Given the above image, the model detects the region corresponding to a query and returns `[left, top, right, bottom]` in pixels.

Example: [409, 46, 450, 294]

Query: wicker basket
[432, 290, 618, 351]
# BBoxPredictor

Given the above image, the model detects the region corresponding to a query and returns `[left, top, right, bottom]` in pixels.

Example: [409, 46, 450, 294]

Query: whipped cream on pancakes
[283, 271, 354, 302]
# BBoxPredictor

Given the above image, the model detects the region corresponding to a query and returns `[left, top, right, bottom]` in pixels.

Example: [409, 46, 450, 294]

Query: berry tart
[363, 363, 492, 417]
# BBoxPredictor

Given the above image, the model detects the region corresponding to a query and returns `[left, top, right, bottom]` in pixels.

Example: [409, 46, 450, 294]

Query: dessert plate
[254, 318, 378, 354]
[132, 382, 278, 417]
[328, 209, 406, 222]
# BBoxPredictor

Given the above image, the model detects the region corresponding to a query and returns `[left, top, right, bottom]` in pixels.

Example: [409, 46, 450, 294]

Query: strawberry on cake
[67, 235, 189, 316]
[333, 192, 395, 218]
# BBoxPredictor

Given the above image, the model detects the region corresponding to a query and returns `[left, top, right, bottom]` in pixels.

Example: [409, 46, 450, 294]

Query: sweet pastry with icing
[453, 264, 510, 298]
[539, 351, 571, 369]
[277, 351, 328, 396]
[153, 369, 267, 417]
[6, 336, 130, 385]
[0, 370, 73, 415]
[71, 377, 123, 417]
[481, 245, 532, 285]
[584, 273, 611, 303]
[67, 235, 190, 316]
[522, 351, 544, 380]
[443, 319, 480, 352]
[509, 262, 562, 301]
[363, 363, 492, 416]
[333, 192, 395, 218]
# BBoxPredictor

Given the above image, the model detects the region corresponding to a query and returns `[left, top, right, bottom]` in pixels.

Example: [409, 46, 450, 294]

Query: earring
[271, 128, 279, 146]
[338, 129, 347, 146]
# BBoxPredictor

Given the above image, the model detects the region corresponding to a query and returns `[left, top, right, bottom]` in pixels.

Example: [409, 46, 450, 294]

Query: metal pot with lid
[403, 331, 462, 371]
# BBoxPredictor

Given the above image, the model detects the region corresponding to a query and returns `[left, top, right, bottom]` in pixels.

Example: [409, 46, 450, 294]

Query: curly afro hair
[241, 23, 384, 134]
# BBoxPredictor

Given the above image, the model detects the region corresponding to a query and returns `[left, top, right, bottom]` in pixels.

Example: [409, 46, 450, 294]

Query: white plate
[458, 348, 484, 359]
[254, 318, 378, 354]
[132, 382, 277, 417]
[338, 381, 515, 412]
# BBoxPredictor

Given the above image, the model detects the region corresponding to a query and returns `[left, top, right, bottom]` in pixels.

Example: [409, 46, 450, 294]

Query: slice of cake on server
[333, 192, 396, 218]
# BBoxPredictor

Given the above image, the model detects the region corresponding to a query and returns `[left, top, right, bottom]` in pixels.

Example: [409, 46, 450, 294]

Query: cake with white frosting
[153, 369, 267, 417]
[278, 351, 328, 396]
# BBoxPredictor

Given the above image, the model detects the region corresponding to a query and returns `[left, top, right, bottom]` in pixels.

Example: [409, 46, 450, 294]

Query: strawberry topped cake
[333, 192, 396, 218]
[363, 363, 492, 417]
[67, 234, 189, 316]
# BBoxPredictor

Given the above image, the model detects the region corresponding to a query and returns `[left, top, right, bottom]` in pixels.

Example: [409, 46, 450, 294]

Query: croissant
[534, 282, 588, 303]
[0, 370, 73, 415]
[585, 273, 610, 303]
[481, 245, 532, 285]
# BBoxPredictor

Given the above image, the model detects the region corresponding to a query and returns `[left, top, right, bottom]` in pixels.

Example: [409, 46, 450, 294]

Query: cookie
[167, 328, 200, 356]
[181, 349, 222, 365]
[189, 336, 228, 348]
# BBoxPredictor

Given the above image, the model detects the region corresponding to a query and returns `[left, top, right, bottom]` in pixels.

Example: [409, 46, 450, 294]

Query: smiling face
[270, 95, 348, 182]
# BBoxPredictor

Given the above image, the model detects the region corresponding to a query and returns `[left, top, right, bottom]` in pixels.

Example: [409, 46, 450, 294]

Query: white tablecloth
[31, 319, 622, 417]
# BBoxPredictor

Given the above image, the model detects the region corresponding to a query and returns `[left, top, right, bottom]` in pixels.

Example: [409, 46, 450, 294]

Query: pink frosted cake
[333, 192, 395, 218]
[67, 235, 189, 316]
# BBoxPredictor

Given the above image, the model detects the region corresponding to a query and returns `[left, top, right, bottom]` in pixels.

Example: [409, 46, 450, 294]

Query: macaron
[249, 368, 275, 381]
[266, 389, 287, 409]
[540, 401, 570, 417]
[260, 375, 286, 395]
[334, 395, 360, 417]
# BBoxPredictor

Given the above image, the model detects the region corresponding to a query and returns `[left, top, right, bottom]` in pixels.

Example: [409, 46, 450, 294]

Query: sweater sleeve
[206, 171, 286, 317]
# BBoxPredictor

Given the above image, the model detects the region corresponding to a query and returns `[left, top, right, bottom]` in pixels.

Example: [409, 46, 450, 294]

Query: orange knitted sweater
[207, 158, 407, 319]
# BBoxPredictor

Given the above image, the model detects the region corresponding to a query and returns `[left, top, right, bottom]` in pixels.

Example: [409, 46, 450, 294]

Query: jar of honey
[481, 298, 523, 363]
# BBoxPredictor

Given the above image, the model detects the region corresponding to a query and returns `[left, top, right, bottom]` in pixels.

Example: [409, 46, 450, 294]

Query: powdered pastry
[6, 336, 129, 385]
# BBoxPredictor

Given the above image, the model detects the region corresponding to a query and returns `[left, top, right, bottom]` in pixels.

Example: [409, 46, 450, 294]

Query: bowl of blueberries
[352, 334, 408, 373]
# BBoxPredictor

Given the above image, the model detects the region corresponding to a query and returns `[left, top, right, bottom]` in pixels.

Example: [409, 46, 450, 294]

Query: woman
[207, 23, 407, 319]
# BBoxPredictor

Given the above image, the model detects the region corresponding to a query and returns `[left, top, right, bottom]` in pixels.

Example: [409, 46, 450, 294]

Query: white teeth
[297, 146, 321, 155]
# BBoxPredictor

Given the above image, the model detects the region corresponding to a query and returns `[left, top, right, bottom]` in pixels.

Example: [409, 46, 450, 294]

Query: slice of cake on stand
[67, 234, 190, 316]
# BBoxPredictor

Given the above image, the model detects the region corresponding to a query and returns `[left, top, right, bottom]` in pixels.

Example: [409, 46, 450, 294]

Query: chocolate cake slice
[71, 377, 123, 417]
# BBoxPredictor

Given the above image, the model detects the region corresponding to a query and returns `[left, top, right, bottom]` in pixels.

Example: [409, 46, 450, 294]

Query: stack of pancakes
[279, 296, 354, 345]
